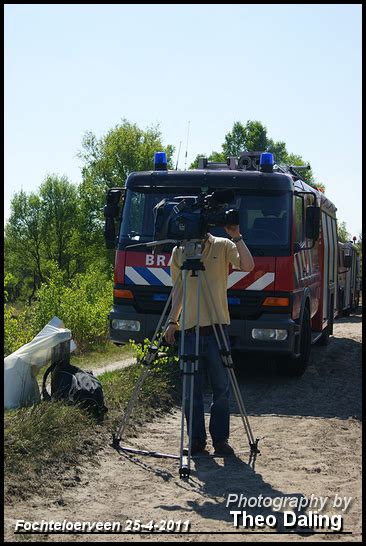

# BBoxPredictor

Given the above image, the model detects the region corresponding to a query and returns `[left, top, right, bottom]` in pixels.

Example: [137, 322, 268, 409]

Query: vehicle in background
[337, 240, 361, 316]
[104, 151, 341, 376]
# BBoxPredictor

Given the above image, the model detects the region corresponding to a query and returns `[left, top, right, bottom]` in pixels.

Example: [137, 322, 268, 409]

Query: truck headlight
[251, 328, 288, 341]
[112, 319, 141, 332]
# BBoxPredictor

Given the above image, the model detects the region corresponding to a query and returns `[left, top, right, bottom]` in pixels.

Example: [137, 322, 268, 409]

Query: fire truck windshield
[120, 189, 291, 256]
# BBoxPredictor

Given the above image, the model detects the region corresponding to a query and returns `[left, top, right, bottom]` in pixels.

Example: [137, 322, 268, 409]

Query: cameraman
[164, 225, 254, 455]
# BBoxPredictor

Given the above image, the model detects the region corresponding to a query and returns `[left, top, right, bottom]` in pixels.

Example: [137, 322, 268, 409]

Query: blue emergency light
[154, 151, 168, 171]
[259, 152, 274, 173]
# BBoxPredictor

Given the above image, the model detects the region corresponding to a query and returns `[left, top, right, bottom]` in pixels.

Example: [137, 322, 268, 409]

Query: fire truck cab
[104, 151, 339, 376]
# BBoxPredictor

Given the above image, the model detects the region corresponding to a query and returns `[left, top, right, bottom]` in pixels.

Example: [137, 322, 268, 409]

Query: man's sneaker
[191, 440, 207, 455]
[213, 441, 235, 456]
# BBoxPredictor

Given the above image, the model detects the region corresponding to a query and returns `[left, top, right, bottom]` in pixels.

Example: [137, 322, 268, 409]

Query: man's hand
[164, 323, 178, 345]
[224, 225, 241, 239]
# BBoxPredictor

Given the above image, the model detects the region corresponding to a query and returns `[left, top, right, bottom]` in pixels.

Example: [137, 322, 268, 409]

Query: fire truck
[104, 151, 341, 376]
[337, 240, 361, 316]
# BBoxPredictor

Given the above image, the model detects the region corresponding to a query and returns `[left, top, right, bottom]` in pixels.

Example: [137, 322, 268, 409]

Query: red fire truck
[104, 151, 341, 376]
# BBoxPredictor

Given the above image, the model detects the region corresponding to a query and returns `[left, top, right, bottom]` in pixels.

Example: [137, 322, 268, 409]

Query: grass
[69, 341, 135, 370]
[4, 346, 181, 503]
[4, 402, 95, 502]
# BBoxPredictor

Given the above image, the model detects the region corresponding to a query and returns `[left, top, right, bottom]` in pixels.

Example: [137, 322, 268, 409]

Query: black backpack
[42, 358, 108, 419]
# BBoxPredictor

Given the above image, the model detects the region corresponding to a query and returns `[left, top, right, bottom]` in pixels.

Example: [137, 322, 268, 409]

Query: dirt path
[92, 357, 136, 377]
[5, 309, 362, 542]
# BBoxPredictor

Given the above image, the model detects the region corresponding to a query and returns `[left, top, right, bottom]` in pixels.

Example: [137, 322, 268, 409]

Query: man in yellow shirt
[164, 225, 254, 455]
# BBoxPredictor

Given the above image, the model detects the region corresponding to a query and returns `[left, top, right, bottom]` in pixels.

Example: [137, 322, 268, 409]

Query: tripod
[112, 239, 260, 479]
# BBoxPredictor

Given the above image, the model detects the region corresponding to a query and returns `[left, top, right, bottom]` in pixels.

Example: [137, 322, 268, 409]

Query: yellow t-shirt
[170, 233, 241, 330]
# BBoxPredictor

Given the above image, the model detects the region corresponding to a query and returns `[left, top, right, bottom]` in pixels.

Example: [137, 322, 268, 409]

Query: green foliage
[102, 339, 181, 433]
[283, 152, 321, 189]
[129, 337, 181, 399]
[337, 221, 351, 243]
[266, 139, 288, 164]
[4, 175, 86, 303]
[5, 354, 181, 501]
[78, 120, 174, 236]
[189, 150, 226, 169]
[355, 233, 362, 272]
[129, 337, 179, 369]
[5, 120, 174, 305]
[32, 264, 114, 352]
[4, 401, 94, 500]
[4, 274, 35, 357]
[4, 190, 45, 302]
[190, 120, 321, 190]
[222, 120, 269, 156]
[39, 175, 82, 277]
[76, 119, 175, 271]
[79, 120, 174, 189]
[222, 121, 249, 157]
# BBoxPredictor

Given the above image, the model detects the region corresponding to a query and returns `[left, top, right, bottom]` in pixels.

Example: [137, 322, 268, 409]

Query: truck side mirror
[104, 188, 124, 249]
[305, 205, 320, 241]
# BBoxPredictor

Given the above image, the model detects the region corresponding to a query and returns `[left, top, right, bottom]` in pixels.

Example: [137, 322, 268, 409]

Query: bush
[102, 339, 181, 431]
[5, 350, 181, 502]
[4, 274, 35, 357]
[32, 264, 113, 351]
[4, 401, 95, 501]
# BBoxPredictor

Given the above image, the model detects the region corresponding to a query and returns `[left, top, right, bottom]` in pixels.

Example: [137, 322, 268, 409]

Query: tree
[78, 119, 174, 197]
[337, 221, 351, 243]
[191, 120, 324, 191]
[355, 233, 362, 273]
[222, 121, 249, 157]
[221, 120, 270, 157]
[283, 153, 324, 189]
[266, 139, 288, 164]
[77, 119, 175, 259]
[5, 190, 45, 302]
[5, 175, 84, 302]
[189, 151, 225, 169]
[39, 175, 82, 279]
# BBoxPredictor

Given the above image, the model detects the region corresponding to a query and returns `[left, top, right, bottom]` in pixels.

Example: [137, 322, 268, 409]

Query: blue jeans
[179, 327, 231, 444]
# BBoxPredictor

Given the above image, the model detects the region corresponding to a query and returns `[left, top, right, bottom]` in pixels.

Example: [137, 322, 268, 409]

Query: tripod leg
[114, 366, 150, 443]
[113, 288, 174, 445]
[179, 269, 189, 478]
[142, 287, 174, 364]
[186, 269, 202, 472]
[179, 268, 201, 479]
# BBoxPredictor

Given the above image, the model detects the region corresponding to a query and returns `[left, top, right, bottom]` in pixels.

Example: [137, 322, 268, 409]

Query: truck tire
[279, 307, 311, 377]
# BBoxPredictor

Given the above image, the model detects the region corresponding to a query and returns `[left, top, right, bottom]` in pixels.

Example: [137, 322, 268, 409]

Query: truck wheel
[279, 307, 311, 377]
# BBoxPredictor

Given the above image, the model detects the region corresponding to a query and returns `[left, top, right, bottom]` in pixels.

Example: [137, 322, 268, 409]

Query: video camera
[153, 189, 239, 241]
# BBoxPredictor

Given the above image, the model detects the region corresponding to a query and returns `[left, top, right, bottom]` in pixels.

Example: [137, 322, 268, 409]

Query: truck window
[120, 189, 291, 254]
[294, 195, 304, 244]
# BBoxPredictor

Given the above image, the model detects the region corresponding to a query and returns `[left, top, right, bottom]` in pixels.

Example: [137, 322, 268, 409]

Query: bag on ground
[42, 358, 108, 419]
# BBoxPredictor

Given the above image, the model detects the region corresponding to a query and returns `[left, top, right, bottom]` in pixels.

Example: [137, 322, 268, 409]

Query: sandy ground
[5, 307, 362, 542]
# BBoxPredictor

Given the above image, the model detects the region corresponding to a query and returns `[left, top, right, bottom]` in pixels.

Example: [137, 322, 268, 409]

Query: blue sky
[4, 4, 362, 237]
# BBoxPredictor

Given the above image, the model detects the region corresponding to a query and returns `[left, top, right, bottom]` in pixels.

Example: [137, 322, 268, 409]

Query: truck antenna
[184, 121, 190, 171]
[175, 140, 182, 170]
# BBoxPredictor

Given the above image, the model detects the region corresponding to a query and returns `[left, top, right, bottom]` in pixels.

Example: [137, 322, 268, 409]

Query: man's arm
[224, 225, 254, 272]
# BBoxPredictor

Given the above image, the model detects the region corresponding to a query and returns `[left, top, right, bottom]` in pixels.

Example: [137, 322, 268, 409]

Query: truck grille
[121, 287, 265, 319]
